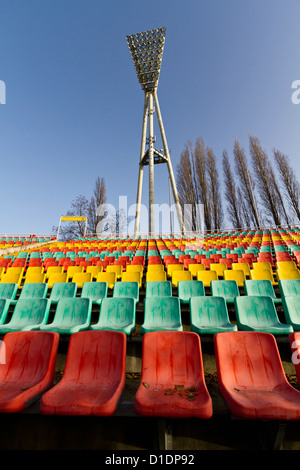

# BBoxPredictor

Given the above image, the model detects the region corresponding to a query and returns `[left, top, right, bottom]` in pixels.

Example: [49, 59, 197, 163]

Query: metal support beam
[148, 93, 155, 234]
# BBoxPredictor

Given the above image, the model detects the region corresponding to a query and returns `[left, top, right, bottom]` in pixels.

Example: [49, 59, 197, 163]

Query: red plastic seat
[0, 331, 59, 412]
[134, 331, 213, 418]
[40, 331, 126, 416]
[214, 331, 300, 420]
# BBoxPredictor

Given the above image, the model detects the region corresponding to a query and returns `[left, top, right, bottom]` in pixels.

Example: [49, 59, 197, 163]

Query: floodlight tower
[126, 27, 185, 236]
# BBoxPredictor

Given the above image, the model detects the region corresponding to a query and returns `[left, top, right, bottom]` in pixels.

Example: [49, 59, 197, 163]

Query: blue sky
[0, 0, 300, 235]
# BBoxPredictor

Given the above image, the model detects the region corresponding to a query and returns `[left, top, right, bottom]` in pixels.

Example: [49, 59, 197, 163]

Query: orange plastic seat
[0, 331, 59, 412]
[40, 330, 126, 416]
[134, 331, 213, 418]
[214, 331, 300, 420]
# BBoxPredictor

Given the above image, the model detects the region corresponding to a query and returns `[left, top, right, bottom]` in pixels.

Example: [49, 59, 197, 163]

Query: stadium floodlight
[126, 27, 185, 236]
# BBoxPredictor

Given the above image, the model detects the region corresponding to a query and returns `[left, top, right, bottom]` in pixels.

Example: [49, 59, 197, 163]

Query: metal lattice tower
[126, 27, 184, 235]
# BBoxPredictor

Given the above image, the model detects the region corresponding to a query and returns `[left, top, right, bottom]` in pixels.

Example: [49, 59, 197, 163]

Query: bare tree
[273, 149, 300, 223]
[193, 137, 212, 231]
[206, 146, 223, 231]
[87, 177, 107, 234]
[249, 135, 289, 226]
[222, 149, 243, 229]
[233, 138, 261, 228]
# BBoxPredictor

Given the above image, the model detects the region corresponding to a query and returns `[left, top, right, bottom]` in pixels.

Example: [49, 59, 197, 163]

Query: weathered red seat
[0, 331, 59, 412]
[40, 330, 126, 416]
[134, 331, 213, 418]
[214, 331, 300, 420]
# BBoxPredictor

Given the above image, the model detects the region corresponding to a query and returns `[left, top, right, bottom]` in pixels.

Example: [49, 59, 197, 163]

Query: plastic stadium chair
[40, 330, 126, 416]
[141, 297, 183, 333]
[80, 281, 108, 305]
[0, 272, 22, 287]
[244, 279, 281, 304]
[167, 264, 184, 278]
[0, 330, 59, 413]
[19, 282, 48, 300]
[47, 272, 67, 289]
[223, 269, 245, 287]
[86, 265, 103, 280]
[71, 272, 92, 288]
[146, 271, 167, 283]
[276, 268, 300, 281]
[250, 268, 277, 285]
[289, 332, 300, 385]
[188, 263, 205, 278]
[113, 281, 139, 304]
[134, 331, 213, 418]
[49, 282, 77, 304]
[234, 296, 293, 334]
[145, 281, 172, 297]
[90, 297, 136, 335]
[0, 298, 51, 333]
[171, 270, 192, 288]
[281, 296, 300, 331]
[0, 283, 18, 301]
[96, 272, 117, 289]
[190, 296, 237, 334]
[147, 264, 165, 273]
[0, 299, 11, 324]
[39, 298, 92, 334]
[177, 280, 205, 304]
[121, 271, 142, 288]
[214, 331, 300, 420]
[66, 265, 84, 281]
[209, 263, 227, 278]
[278, 279, 300, 298]
[210, 280, 240, 304]
[197, 270, 218, 287]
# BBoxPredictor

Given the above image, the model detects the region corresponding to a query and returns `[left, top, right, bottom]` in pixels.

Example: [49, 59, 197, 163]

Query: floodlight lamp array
[126, 27, 166, 93]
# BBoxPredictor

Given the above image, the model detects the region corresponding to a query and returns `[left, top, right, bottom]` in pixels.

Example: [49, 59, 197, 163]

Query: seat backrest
[9, 298, 51, 327]
[19, 282, 48, 300]
[279, 279, 300, 297]
[113, 281, 139, 301]
[61, 330, 126, 383]
[178, 280, 205, 302]
[49, 282, 77, 301]
[190, 296, 229, 326]
[140, 331, 205, 387]
[215, 331, 288, 391]
[99, 297, 135, 325]
[81, 281, 108, 301]
[235, 296, 279, 328]
[0, 330, 59, 383]
[0, 283, 18, 300]
[210, 280, 239, 299]
[144, 297, 181, 324]
[54, 298, 92, 326]
[244, 279, 276, 298]
[145, 281, 172, 297]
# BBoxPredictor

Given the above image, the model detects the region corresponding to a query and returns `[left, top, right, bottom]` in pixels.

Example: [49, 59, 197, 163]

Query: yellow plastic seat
[147, 264, 164, 273]
[210, 263, 227, 278]
[250, 268, 277, 285]
[24, 272, 46, 284]
[146, 271, 167, 283]
[188, 263, 205, 278]
[171, 270, 192, 288]
[86, 265, 103, 280]
[72, 272, 93, 288]
[197, 270, 218, 287]
[6, 266, 25, 278]
[47, 272, 68, 289]
[106, 265, 123, 279]
[0, 267, 5, 279]
[0, 272, 23, 287]
[167, 264, 184, 278]
[252, 262, 273, 272]
[223, 269, 246, 287]
[232, 262, 251, 278]
[45, 266, 63, 280]
[276, 268, 300, 281]
[66, 266, 84, 281]
[276, 261, 297, 271]
[126, 265, 143, 276]
[121, 271, 142, 287]
[26, 266, 45, 275]
[96, 272, 117, 289]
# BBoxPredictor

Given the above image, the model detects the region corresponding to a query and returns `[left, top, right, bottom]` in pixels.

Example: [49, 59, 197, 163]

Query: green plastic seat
[113, 281, 139, 304]
[0, 298, 51, 333]
[0, 299, 11, 324]
[39, 298, 92, 334]
[141, 297, 183, 333]
[145, 281, 172, 297]
[90, 297, 136, 335]
[278, 279, 300, 298]
[210, 280, 240, 304]
[80, 281, 108, 305]
[49, 282, 78, 304]
[190, 296, 237, 334]
[282, 296, 300, 331]
[19, 283, 48, 300]
[244, 279, 281, 304]
[234, 296, 293, 334]
[178, 280, 205, 304]
[0, 283, 18, 301]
